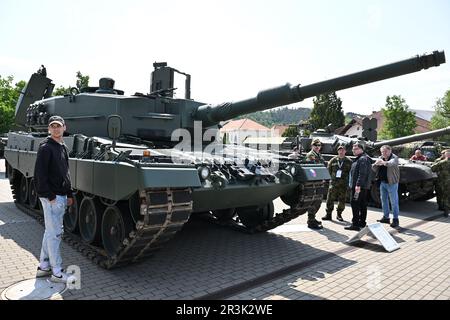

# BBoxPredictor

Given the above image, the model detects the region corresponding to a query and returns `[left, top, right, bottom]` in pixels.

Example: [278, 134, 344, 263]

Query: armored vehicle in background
[296, 125, 450, 207]
[4, 51, 445, 268]
[392, 140, 450, 161]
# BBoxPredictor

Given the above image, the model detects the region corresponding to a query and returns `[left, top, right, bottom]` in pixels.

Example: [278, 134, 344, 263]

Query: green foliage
[0, 102, 15, 133]
[235, 107, 311, 127]
[309, 92, 345, 130]
[0, 75, 26, 133]
[379, 95, 416, 139]
[344, 115, 353, 124]
[282, 125, 299, 137]
[430, 89, 450, 143]
[75, 71, 89, 90]
[53, 85, 70, 96]
[53, 71, 90, 96]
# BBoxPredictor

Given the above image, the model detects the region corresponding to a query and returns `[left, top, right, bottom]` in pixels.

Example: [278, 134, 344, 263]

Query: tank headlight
[199, 166, 211, 180]
[290, 166, 296, 176]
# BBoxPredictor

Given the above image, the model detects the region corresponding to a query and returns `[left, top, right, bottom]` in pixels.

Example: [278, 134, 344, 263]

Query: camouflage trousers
[326, 183, 348, 214]
[307, 199, 323, 221]
[436, 183, 450, 210]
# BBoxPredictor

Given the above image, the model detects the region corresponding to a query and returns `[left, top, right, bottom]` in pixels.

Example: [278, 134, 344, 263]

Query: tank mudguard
[72, 159, 201, 200]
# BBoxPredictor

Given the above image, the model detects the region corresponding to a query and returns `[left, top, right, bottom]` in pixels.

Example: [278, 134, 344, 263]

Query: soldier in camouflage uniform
[431, 149, 450, 217]
[434, 150, 446, 210]
[323, 145, 352, 222]
[305, 139, 325, 229]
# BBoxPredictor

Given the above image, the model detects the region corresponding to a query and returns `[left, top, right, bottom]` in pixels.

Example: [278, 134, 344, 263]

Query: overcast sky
[1, 0, 449, 114]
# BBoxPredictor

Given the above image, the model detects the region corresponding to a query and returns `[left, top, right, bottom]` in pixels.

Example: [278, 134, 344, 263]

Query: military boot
[322, 211, 332, 221]
[336, 212, 344, 222]
[377, 217, 390, 224]
[390, 218, 399, 228]
[308, 219, 323, 230]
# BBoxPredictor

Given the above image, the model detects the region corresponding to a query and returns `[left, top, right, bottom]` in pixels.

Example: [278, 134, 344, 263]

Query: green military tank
[3, 51, 445, 268]
[397, 140, 450, 162]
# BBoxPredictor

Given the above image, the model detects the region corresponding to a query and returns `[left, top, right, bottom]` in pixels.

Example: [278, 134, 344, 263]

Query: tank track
[10, 176, 193, 269]
[209, 181, 326, 234]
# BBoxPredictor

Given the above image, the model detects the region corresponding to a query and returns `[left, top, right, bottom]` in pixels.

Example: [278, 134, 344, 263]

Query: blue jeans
[380, 182, 399, 219]
[39, 195, 66, 275]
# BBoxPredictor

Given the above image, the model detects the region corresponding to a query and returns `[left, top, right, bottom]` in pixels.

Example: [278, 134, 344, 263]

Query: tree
[53, 85, 70, 96]
[430, 89, 450, 143]
[52, 71, 90, 96]
[235, 107, 311, 127]
[75, 71, 89, 90]
[0, 75, 26, 133]
[282, 125, 299, 137]
[379, 95, 416, 139]
[309, 92, 345, 130]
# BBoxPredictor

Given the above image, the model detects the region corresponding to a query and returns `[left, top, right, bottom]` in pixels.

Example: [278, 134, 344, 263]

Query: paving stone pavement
[0, 159, 448, 300]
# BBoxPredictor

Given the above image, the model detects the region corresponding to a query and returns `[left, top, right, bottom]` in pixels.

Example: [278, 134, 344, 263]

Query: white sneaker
[50, 271, 69, 283]
[36, 266, 52, 278]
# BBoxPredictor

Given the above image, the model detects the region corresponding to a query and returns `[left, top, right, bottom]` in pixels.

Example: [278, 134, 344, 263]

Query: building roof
[411, 109, 434, 122]
[335, 117, 363, 135]
[271, 125, 290, 136]
[221, 119, 270, 132]
[371, 109, 434, 122]
[338, 109, 435, 136]
[243, 136, 287, 145]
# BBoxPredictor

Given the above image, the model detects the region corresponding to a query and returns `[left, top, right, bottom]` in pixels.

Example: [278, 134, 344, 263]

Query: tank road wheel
[128, 192, 141, 224]
[212, 208, 236, 222]
[236, 202, 274, 228]
[28, 178, 39, 209]
[79, 197, 104, 244]
[101, 204, 133, 257]
[414, 189, 435, 201]
[99, 197, 117, 207]
[18, 175, 29, 204]
[64, 192, 80, 233]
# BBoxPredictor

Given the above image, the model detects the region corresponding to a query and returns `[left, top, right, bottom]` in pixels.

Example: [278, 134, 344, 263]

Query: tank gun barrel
[194, 51, 445, 126]
[370, 126, 450, 149]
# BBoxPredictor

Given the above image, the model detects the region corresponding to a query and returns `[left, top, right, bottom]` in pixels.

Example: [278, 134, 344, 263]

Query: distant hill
[345, 112, 367, 118]
[345, 112, 368, 124]
[235, 107, 311, 127]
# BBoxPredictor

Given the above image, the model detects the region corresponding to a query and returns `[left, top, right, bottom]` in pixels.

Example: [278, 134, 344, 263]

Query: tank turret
[16, 51, 445, 145]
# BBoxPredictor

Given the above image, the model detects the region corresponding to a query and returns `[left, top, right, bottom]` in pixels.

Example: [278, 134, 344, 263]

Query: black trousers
[350, 187, 369, 227]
